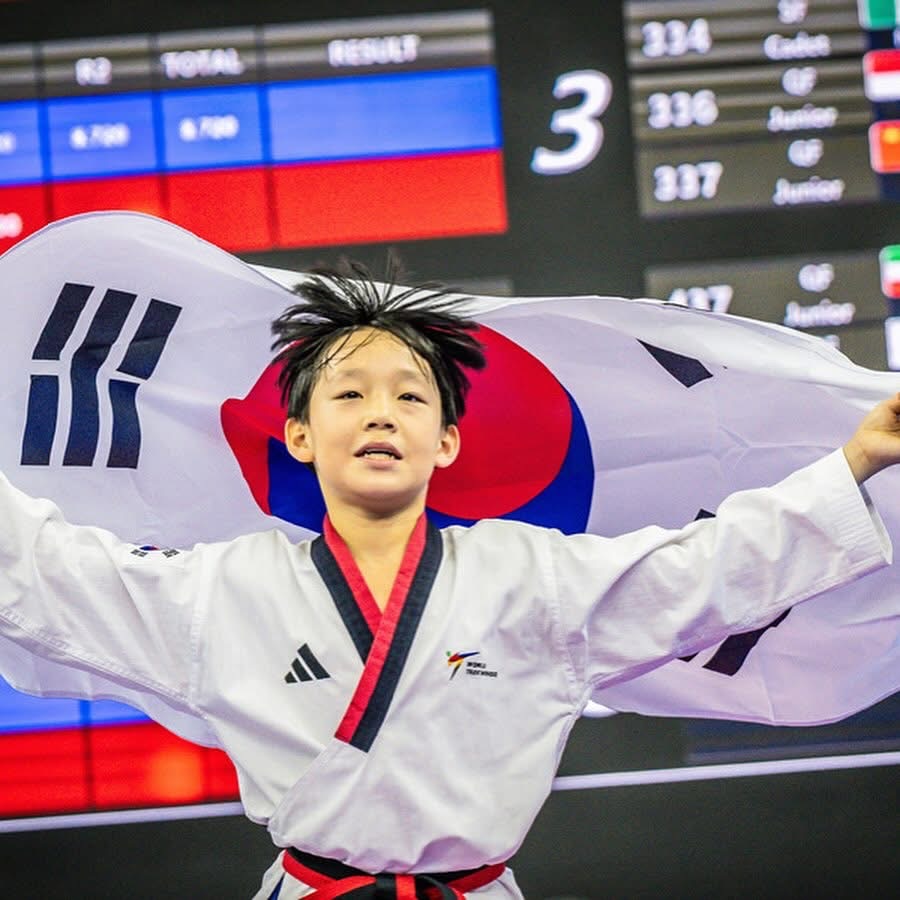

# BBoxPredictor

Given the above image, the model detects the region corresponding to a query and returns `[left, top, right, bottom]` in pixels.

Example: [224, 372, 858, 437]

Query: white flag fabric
[0, 211, 898, 731]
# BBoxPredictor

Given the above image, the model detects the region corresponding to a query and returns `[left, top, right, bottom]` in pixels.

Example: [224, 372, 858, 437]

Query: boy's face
[284, 328, 460, 517]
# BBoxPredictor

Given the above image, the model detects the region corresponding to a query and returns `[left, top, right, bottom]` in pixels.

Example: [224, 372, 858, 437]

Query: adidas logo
[284, 643, 330, 683]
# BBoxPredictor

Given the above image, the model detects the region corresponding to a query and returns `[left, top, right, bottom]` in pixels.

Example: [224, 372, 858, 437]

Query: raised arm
[0, 470, 208, 719]
[842, 393, 900, 484]
[551, 444, 891, 692]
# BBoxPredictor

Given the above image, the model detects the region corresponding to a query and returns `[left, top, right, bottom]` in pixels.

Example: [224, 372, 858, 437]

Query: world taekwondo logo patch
[446, 650, 498, 680]
[21, 281, 181, 468]
[446, 650, 478, 679]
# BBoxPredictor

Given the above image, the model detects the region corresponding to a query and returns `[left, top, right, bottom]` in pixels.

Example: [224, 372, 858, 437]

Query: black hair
[271, 260, 486, 427]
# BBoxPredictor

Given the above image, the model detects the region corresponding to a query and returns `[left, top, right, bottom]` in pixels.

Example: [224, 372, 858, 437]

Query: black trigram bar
[639, 340, 713, 388]
[21, 282, 181, 469]
[64, 288, 136, 466]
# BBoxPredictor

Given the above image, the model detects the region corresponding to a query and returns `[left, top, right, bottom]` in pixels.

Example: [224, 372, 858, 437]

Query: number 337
[531, 70, 612, 175]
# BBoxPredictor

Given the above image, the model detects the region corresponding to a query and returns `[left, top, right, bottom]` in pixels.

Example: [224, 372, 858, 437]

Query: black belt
[283, 847, 506, 898]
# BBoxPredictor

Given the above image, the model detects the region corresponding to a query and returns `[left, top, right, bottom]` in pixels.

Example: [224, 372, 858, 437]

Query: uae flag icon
[864, 50, 900, 101]
[880, 245, 900, 299]
[859, 0, 900, 29]
[869, 120, 900, 173]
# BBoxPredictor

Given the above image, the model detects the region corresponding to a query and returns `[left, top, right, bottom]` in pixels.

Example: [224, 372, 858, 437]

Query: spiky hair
[271, 260, 486, 427]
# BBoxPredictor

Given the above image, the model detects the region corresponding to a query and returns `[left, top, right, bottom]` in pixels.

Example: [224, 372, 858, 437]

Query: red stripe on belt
[282, 850, 506, 898]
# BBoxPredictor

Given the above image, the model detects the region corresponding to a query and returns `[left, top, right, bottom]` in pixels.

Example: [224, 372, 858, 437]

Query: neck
[325, 501, 424, 564]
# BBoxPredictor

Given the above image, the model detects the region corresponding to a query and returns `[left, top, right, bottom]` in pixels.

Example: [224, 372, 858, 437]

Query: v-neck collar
[310, 513, 443, 752]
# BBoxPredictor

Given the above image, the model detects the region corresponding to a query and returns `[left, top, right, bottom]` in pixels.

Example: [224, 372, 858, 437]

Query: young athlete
[1, 265, 899, 899]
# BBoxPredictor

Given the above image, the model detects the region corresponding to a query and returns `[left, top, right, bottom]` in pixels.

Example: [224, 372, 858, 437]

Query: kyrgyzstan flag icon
[864, 49, 900, 101]
[868, 120, 900, 173]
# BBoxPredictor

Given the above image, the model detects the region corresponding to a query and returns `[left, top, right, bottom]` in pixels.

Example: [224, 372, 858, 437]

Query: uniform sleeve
[550, 450, 892, 691]
[0, 470, 208, 719]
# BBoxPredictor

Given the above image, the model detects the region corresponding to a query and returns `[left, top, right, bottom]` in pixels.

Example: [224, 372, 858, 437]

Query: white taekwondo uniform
[0, 450, 891, 898]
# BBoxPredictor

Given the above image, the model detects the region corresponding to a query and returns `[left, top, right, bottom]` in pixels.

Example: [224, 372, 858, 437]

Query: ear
[284, 418, 315, 464]
[433, 424, 461, 470]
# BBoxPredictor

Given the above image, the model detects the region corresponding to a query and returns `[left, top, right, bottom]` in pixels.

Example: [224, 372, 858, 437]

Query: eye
[337, 390, 361, 399]
[400, 392, 425, 403]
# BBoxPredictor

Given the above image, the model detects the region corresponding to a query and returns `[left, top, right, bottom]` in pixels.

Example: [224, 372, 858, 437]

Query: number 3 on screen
[531, 70, 612, 176]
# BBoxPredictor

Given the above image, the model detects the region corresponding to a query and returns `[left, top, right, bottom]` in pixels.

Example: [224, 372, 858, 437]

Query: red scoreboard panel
[0, 11, 506, 254]
[0, 720, 237, 818]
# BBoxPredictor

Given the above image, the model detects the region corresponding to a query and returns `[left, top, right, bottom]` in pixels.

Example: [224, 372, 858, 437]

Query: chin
[355, 486, 425, 513]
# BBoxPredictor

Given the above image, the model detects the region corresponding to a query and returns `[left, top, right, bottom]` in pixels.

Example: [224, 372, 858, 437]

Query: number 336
[531, 70, 612, 175]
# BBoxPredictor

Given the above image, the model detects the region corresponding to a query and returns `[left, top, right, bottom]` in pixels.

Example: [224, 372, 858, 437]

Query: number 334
[531, 70, 612, 175]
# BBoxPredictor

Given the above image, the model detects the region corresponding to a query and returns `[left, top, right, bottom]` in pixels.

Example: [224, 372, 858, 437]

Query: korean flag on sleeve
[0, 211, 898, 731]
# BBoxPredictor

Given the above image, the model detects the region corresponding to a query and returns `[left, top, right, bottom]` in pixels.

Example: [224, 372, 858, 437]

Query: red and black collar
[310, 514, 442, 752]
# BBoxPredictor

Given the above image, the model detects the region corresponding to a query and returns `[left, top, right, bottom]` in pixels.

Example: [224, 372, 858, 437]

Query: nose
[363, 395, 396, 430]
[365, 415, 396, 431]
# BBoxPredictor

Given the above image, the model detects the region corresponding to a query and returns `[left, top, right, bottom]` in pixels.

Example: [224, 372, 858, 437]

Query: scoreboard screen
[625, 1, 900, 369]
[626, 1, 897, 214]
[0, 0, 898, 829]
[0, 11, 505, 251]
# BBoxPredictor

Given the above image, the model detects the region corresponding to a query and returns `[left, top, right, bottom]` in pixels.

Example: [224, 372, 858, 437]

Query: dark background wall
[2, 715, 898, 897]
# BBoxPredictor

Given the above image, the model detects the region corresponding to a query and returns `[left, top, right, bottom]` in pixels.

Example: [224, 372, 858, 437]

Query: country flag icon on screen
[868, 120, 900, 173]
[858, 0, 900, 30]
[880, 245, 900, 299]
[864, 50, 900, 101]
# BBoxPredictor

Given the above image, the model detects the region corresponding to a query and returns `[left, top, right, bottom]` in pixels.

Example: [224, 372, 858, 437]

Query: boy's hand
[843, 393, 900, 484]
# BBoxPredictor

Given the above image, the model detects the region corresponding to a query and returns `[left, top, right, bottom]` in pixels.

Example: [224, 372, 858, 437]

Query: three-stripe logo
[21, 282, 181, 468]
[285, 643, 330, 684]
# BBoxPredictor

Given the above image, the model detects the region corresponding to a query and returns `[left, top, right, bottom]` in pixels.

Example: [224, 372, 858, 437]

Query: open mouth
[356, 444, 401, 460]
